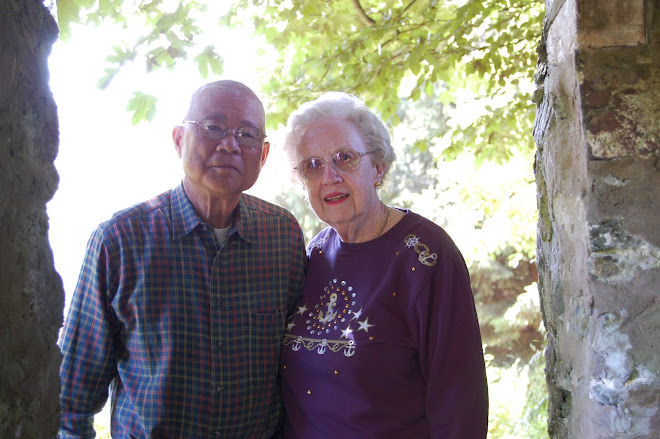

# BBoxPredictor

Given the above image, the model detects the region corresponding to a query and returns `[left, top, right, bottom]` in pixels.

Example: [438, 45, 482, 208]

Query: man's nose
[216, 132, 241, 153]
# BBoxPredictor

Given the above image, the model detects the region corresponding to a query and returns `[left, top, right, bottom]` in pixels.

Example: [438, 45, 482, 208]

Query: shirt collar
[171, 183, 256, 244]
[230, 195, 256, 244]
[171, 183, 203, 238]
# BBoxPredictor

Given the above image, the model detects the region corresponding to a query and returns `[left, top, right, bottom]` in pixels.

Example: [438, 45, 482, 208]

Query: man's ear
[260, 141, 270, 167]
[172, 126, 184, 157]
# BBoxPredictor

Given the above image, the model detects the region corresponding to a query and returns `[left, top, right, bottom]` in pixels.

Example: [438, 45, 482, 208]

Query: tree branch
[400, 0, 419, 16]
[351, 0, 376, 27]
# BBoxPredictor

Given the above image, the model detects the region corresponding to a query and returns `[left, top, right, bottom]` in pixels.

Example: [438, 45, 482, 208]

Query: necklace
[372, 205, 391, 239]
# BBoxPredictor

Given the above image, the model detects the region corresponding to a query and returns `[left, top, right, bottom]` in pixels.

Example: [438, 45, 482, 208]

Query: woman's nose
[321, 161, 342, 184]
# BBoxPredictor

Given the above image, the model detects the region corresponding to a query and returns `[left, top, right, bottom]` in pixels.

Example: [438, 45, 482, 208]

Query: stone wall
[534, 0, 659, 437]
[0, 1, 63, 437]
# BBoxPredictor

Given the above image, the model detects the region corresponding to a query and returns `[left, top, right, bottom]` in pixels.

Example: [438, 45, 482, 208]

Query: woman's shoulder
[306, 226, 335, 254]
[393, 210, 465, 265]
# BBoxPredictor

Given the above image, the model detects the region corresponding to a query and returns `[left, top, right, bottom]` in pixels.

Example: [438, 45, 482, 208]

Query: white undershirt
[213, 226, 230, 245]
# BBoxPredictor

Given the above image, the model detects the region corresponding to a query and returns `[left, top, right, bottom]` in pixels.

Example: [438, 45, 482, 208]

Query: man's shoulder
[240, 193, 298, 224]
[101, 189, 173, 228]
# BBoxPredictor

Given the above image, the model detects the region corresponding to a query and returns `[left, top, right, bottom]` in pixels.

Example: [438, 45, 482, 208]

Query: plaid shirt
[59, 184, 306, 439]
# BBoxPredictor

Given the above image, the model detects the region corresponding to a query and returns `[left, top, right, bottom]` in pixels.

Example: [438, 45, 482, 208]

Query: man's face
[173, 89, 269, 201]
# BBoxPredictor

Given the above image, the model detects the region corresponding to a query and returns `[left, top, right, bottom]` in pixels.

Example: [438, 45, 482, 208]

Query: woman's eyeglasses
[294, 150, 380, 180]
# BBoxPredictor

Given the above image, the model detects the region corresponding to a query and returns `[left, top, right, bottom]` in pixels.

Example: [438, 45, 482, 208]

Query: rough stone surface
[579, 0, 647, 47]
[580, 47, 660, 158]
[0, 1, 63, 438]
[535, 0, 660, 437]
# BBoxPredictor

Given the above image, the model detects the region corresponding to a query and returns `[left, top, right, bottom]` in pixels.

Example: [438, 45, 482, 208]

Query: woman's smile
[324, 192, 349, 204]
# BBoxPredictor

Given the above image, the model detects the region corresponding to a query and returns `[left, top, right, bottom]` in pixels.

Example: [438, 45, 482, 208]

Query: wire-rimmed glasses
[183, 120, 266, 148]
[294, 150, 381, 180]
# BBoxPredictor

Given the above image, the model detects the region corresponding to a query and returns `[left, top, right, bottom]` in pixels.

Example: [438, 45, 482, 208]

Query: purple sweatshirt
[280, 210, 488, 439]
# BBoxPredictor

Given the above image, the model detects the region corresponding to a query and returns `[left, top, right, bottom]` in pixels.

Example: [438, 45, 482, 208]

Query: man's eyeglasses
[294, 150, 381, 180]
[183, 120, 266, 148]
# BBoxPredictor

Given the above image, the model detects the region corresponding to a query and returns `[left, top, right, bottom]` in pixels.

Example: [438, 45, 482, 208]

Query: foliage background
[50, 0, 548, 437]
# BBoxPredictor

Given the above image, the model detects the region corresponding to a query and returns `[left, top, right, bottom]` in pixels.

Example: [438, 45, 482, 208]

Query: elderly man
[59, 80, 306, 438]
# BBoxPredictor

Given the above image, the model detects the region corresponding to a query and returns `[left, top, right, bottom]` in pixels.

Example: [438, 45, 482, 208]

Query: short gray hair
[282, 92, 395, 182]
[185, 80, 265, 130]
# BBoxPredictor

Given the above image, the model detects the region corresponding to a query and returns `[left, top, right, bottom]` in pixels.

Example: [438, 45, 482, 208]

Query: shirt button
[215, 299, 222, 306]
[214, 429, 221, 437]
[216, 385, 224, 392]
[216, 342, 223, 350]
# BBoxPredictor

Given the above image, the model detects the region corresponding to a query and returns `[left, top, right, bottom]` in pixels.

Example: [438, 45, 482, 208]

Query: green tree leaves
[194, 45, 224, 78]
[227, 0, 543, 161]
[54, 0, 213, 123]
[54, 0, 542, 153]
[54, 0, 97, 39]
[126, 92, 157, 124]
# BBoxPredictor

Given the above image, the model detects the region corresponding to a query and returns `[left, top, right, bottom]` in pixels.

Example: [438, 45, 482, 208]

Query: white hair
[282, 92, 395, 183]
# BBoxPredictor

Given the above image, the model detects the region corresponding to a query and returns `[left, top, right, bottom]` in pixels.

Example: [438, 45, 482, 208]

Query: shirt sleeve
[417, 256, 489, 439]
[59, 226, 121, 438]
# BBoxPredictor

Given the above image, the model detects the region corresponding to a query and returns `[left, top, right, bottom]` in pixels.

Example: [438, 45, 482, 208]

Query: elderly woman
[279, 92, 488, 438]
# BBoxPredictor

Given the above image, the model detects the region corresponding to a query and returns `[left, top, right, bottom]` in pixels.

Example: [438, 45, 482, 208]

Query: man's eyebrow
[204, 115, 260, 128]
[204, 113, 228, 121]
[239, 120, 260, 128]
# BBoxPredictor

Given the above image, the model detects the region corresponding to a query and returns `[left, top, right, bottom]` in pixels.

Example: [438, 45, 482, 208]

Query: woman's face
[297, 117, 384, 235]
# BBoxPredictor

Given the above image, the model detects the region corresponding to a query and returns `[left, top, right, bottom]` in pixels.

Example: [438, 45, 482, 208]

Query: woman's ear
[375, 161, 387, 182]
